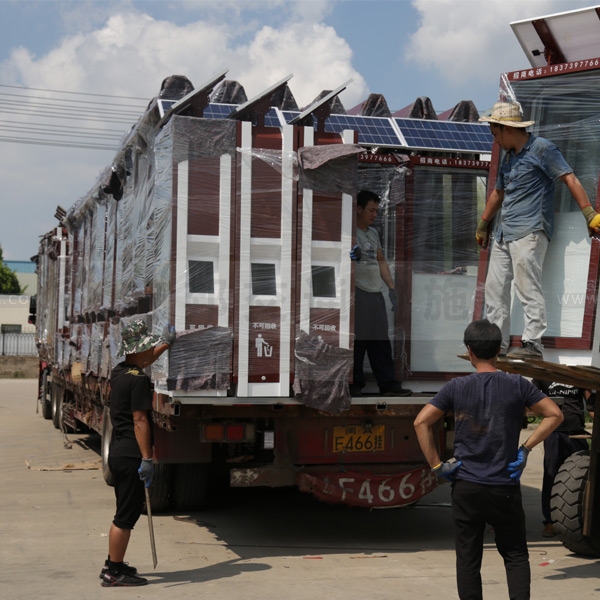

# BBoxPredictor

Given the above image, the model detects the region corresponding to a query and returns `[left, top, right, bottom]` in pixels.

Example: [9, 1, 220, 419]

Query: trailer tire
[41, 370, 52, 420]
[101, 407, 115, 487]
[550, 451, 600, 557]
[145, 464, 172, 513]
[172, 464, 210, 511]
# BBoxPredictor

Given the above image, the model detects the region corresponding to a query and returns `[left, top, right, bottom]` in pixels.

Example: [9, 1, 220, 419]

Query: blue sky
[0, 0, 594, 260]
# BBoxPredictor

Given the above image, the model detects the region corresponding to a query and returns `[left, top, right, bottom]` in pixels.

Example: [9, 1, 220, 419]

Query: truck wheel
[101, 407, 115, 487]
[172, 464, 210, 511]
[550, 451, 600, 557]
[51, 383, 63, 429]
[146, 464, 173, 513]
[41, 370, 52, 420]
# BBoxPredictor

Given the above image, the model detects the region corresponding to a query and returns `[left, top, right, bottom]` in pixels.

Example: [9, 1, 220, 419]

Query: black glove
[388, 288, 398, 312]
[507, 445, 530, 480]
[432, 458, 462, 482]
[138, 458, 154, 488]
[350, 244, 362, 262]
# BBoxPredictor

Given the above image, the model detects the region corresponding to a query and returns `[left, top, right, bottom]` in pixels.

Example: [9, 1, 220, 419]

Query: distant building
[0, 261, 37, 334]
[4, 260, 37, 295]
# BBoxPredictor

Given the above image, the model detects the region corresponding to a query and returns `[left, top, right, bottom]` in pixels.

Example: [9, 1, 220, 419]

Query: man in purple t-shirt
[414, 319, 563, 600]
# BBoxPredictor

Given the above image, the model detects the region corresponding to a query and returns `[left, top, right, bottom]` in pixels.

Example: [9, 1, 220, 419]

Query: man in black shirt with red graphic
[100, 320, 173, 587]
[532, 379, 595, 537]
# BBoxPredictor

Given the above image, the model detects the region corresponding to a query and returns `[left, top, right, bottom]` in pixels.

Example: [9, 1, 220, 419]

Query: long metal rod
[144, 487, 157, 569]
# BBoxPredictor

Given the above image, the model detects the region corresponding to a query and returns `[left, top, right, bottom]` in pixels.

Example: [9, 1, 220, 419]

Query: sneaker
[506, 341, 543, 360]
[99, 561, 138, 579]
[381, 385, 412, 397]
[349, 385, 363, 397]
[101, 571, 148, 587]
[542, 523, 556, 537]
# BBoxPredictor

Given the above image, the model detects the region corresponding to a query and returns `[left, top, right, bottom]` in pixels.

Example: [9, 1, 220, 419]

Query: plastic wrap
[293, 330, 353, 414]
[167, 327, 233, 391]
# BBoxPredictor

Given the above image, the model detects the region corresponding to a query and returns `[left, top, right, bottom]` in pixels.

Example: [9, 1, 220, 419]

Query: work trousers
[485, 232, 549, 354]
[353, 288, 396, 391]
[542, 432, 588, 524]
[452, 480, 530, 600]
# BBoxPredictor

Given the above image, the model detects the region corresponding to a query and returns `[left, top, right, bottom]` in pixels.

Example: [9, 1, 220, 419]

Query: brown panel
[251, 129, 283, 239]
[250, 155, 282, 238]
[185, 304, 218, 330]
[188, 156, 220, 236]
[248, 306, 280, 383]
[312, 194, 342, 241]
[309, 308, 340, 347]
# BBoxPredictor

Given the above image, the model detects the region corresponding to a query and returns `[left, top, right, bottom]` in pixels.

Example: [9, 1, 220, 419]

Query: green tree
[0, 247, 23, 294]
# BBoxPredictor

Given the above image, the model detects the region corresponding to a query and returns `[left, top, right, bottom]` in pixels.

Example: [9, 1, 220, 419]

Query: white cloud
[1, 7, 362, 105]
[406, 0, 593, 99]
[0, 5, 365, 260]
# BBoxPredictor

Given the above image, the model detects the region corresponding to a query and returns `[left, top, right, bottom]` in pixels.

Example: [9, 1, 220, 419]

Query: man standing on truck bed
[100, 320, 173, 587]
[414, 319, 563, 600]
[350, 189, 411, 397]
[476, 102, 600, 360]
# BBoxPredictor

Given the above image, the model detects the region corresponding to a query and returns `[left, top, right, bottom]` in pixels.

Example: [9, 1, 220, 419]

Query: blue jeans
[452, 480, 530, 600]
[485, 232, 549, 353]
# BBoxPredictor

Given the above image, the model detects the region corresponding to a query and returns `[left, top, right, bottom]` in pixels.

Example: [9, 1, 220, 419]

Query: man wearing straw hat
[100, 319, 174, 587]
[477, 102, 600, 360]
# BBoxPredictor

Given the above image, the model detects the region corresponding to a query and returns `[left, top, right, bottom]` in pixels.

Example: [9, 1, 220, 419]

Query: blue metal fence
[0, 333, 37, 356]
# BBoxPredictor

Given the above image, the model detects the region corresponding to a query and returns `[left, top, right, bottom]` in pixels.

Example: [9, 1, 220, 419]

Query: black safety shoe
[101, 571, 148, 587]
[381, 386, 412, 397]
[99, 561, 138, 579]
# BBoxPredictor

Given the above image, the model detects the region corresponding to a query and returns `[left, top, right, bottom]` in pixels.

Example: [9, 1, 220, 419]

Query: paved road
[1, 379, 598, 599]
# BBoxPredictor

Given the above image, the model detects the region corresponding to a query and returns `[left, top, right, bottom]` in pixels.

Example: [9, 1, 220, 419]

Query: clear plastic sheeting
[293, 330, 353, 414]
[167, 327, 233, 391]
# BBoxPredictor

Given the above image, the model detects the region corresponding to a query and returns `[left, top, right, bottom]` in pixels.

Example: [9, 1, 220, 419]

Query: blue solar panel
[394, 119, 493, 152]
[204, 103, 237, 119]
[324, 115, 401, 147]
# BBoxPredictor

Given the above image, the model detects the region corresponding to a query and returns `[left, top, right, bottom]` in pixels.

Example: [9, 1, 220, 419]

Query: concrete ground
[1, 378, 599, 599]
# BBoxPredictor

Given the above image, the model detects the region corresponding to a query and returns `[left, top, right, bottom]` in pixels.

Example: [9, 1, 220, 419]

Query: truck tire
[40, 370, 52, 420]
[101, 407, 115, 487]
[146, 464, 173, 513]
[550, 451, 600, 557]
[172, 464, 210, 511]
[51, 383, 63, 429]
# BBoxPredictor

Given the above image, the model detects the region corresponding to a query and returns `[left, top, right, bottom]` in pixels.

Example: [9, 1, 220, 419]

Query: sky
[0, 0, 595, 261]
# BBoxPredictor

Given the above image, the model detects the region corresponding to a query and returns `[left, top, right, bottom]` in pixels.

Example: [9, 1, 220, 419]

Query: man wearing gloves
[414, 319, 563, 600]
[351, 189, 411, 397]
[101, 320, 174, 587]
[476, 102, 600, 359]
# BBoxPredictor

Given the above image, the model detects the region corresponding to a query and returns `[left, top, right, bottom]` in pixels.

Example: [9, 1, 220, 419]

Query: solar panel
[158, 99, 176, 118]
[394, 119, 493, 153]
[324, 115, 402, 147]
[204, 103, 237, 119]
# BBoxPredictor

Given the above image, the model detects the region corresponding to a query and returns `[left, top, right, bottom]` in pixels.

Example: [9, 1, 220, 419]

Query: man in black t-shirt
[100, 320, 173, 587]
[532, 379, 595, 537]
[414, 320, 563, 600]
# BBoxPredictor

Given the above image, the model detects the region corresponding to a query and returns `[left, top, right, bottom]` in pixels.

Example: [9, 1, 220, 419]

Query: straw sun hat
[479, 102, 535, 128]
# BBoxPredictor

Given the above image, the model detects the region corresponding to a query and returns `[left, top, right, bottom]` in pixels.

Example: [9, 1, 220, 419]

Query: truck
[32, 68, 494, 512]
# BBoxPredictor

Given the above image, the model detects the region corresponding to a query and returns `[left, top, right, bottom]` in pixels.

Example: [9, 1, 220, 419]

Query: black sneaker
[349, 385, 363, 397]
[506, 341, 543, 360]
[99, 561, 138, 579]
[101, 571, 148, 587]
[381, 385, 412, 397]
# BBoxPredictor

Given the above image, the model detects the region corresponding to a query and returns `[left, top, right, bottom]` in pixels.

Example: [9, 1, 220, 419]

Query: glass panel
[188, 260, 214, 294]
[410, 168, 489, 372]
[311, 266, 336, 298]
[251, 263, 277, 296]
